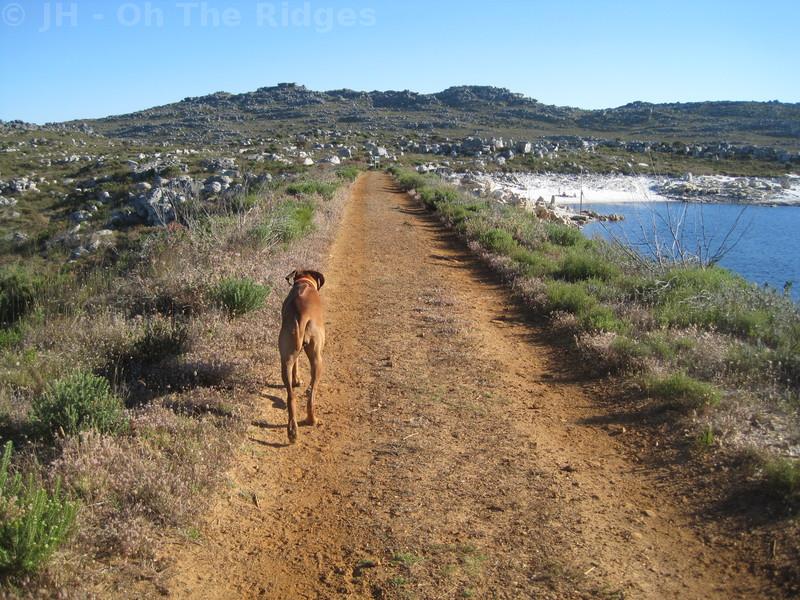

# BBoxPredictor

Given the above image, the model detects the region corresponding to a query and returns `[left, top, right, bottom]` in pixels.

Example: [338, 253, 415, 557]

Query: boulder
[108, 207, 141, 228]
[132, 188, 178, 225]
[88, 230, 114, 251]
[5, 178, 37, 193]
[202, 157, 237, 172]
[70, 210, 92, 223]
[69, 247, 89, 261]
[204, 181, 223, 194]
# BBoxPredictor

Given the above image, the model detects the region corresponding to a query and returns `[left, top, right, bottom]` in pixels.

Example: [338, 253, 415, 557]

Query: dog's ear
[284, 269, 297, 285]
[308, 270, 325, 290]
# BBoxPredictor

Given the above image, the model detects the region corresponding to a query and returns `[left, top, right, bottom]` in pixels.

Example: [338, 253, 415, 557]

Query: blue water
[569, 202, 800, 301]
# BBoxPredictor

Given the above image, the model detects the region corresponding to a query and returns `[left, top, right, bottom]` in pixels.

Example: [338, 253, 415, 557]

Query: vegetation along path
[165, 172, 775, 599]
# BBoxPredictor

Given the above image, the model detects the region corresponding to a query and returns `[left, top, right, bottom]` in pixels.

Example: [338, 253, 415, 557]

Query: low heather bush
[54, 406, 235, 559]
[129, 317, 189, 364]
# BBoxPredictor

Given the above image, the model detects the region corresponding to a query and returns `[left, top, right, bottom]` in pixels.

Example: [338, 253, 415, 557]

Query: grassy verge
[389, 165, 800, 503]
[0, 169, 355, 593]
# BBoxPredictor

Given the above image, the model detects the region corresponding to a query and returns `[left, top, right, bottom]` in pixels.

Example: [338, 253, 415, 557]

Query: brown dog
[278, 269, 325, 443]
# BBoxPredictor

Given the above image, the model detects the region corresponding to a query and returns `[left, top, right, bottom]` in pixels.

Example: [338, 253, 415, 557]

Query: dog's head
[284, 269, 325, 290]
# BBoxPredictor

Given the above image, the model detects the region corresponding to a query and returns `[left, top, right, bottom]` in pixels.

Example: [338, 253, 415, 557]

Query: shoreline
[453, 171, 800, 207]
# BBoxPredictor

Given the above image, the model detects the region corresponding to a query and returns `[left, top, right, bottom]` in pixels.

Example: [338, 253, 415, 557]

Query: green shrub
[666, 265, 744, 292]
[394, 171, 428, 192]
[609, 336, 649, 368]
[0, 266, 42, 325]
[0, 324, 23, 349]
[545, 223, 584, 247]
[509, 247, 557, 277]
[31, 372, 128, 438]
[643, 372, 721, 409]
[212, 277, 270, 316]
[640, 332, 681, 360]
[545, 281, 595, 314]
[230, 193, 261, 213]
[556, 250, 620, 281]
[277, 201, 315, 243]
[0, 442, 78, 574]
[478, 228, 517, 256]
[336, 166, 360, 182]
[651, 266, 778, 340]
[762, 458, 800, 500]
[440, 204, 470, 228]
[249, 221, 276, 246]
[419, 186, 460, 210]
[775, 341, 800, 388]
[160, 165, 183, 178]
[439, 202, 483, 227]
[285, 180, 337, 200]
[580, 305, 626, 333]
[249, 200, 316, 247]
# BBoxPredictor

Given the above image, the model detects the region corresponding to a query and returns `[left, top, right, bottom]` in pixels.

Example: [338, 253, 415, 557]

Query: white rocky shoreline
[429, 169, 800, 227]
[455, 171, 800, 207]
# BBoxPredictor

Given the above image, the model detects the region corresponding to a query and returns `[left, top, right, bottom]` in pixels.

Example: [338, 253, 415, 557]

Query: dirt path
[165, 172, 771, 599]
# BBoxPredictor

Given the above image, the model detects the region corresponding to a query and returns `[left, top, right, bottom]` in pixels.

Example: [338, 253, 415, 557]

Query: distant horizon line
[2, 82, 798, 126]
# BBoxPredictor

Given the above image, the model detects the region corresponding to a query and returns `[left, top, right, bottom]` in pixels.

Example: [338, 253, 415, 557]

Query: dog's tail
[293, 316, 312, 352]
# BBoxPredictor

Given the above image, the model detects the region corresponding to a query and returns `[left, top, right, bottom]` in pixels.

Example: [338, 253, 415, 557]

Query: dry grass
[0, 170, 355, 594]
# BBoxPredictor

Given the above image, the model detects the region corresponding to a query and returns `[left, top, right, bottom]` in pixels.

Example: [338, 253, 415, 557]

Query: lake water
[570, 202, 800, 301]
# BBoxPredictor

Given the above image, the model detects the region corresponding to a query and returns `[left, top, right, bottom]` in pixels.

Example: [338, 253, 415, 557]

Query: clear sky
[1, 0, 798, 123]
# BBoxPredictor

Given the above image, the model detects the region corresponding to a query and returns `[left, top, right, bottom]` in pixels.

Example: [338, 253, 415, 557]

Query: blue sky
[1, 0, 798, 123]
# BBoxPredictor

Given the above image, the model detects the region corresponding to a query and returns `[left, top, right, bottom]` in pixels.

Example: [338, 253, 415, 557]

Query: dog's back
[281, 283, 323, 351]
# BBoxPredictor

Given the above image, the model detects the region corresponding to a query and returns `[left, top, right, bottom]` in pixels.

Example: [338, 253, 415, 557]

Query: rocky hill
[52, 84, 799, 148]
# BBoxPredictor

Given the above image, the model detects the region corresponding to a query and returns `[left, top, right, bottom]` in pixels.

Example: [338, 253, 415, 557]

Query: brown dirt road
[165, 172, 776, 599]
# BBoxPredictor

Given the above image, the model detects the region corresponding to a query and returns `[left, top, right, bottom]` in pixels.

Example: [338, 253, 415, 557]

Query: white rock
[70, 210, 92, 223]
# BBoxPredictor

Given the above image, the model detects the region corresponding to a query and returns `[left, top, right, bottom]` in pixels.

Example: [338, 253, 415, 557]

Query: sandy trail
[165, 172, 770, 599]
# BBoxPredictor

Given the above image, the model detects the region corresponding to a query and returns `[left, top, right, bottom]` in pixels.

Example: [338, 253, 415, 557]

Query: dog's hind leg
[281, 354, 300, 443]
[292, 360, 302, 388]
[304, 338, 324, 426]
